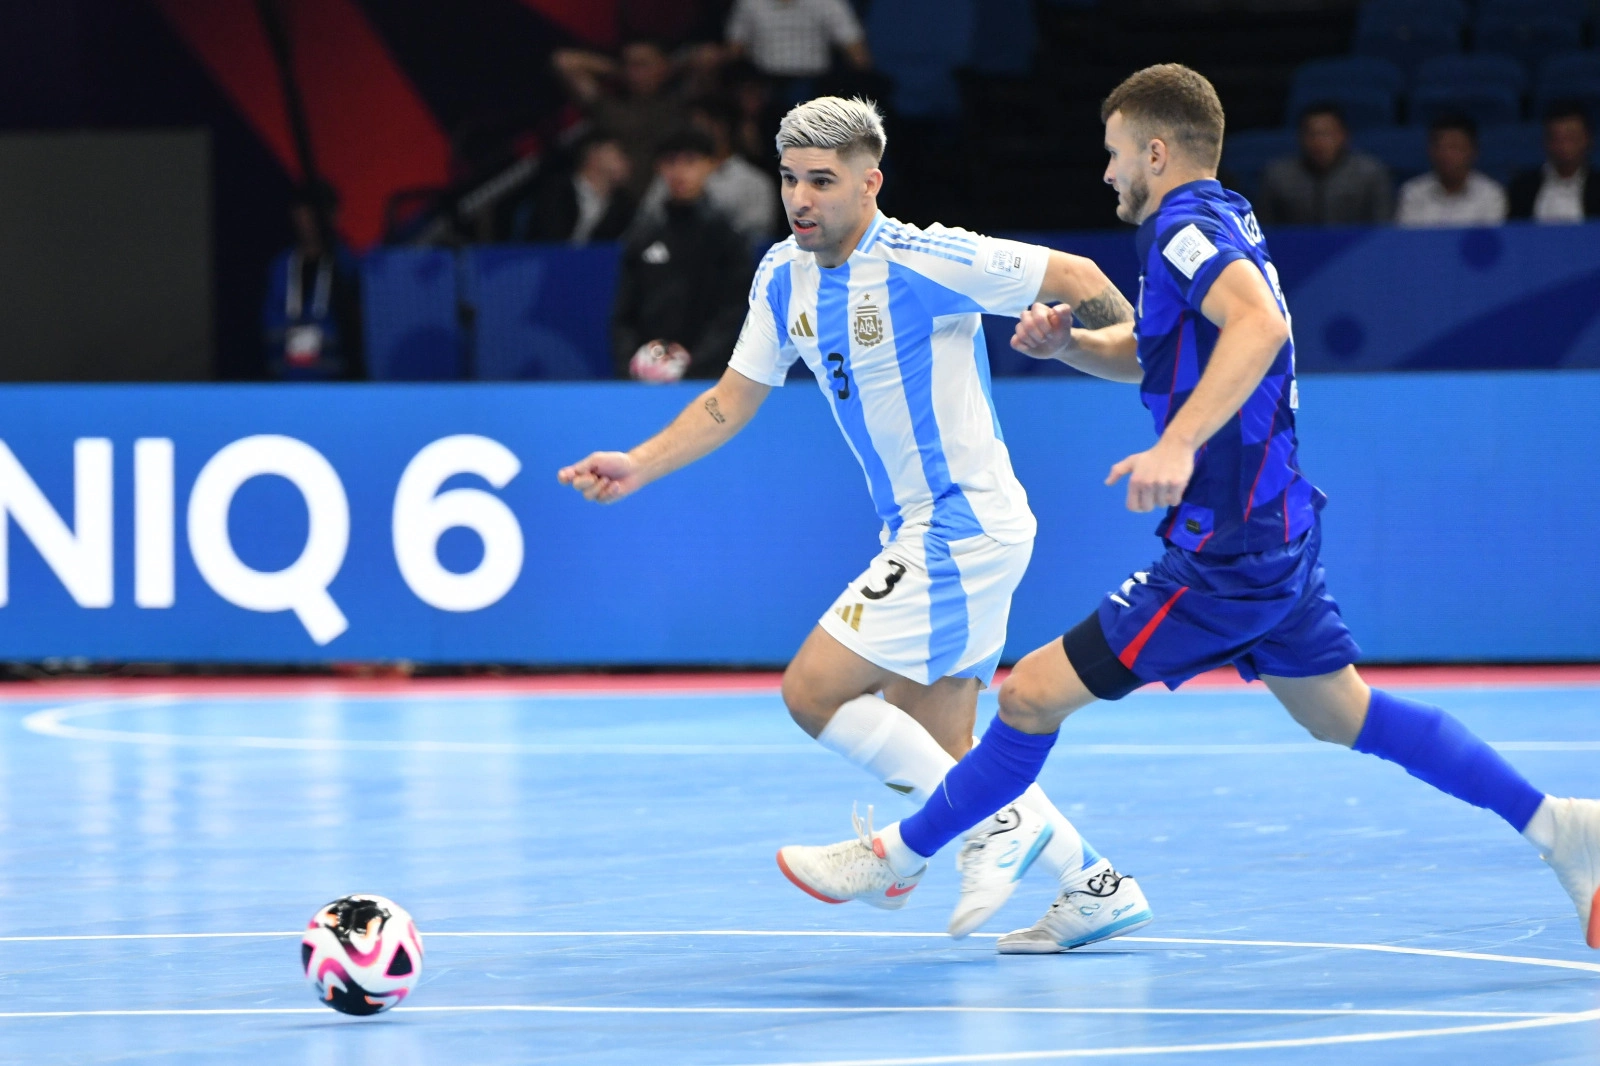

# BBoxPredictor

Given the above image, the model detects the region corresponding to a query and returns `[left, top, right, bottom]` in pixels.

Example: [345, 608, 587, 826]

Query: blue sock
[1353, 688, 1544, 831]
[899, 716, 1057, 858]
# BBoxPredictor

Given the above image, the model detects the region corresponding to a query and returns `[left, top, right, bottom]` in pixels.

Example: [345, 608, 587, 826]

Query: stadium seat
[1220, 128, 1297, 199]
[361, 249, 463, 381]
[1474, 14, 1584, 73]
[967, 0, 1036, 77]
[1357, 0, 1468, 30]
[1478, 0, 1590, 24]
[1536, 52, 1600, 123]
[466, 245, 617, 381]
[1291, 56, 1406, 100]
[1409, 82, 1522, 126]
[1476, 121, 1545, 183]
[867, 0, 976, 119]
[1352, 125, 1430, 181]
[1354, 17, 1463, 79]
[1414, 53, 1528, 96]
[1285, 85, 1399, 129]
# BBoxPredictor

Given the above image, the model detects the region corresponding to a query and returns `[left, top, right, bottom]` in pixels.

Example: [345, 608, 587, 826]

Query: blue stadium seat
[1414, 53, 1528, 96]
[867, 0, 976, 118]
[1352, 125, 1430, 181]
[1479, 0, 1590, 24]
[1476, 121, 1545, 183]
[1409, 82, 1523, 126]
[1291, 56, 1405, 100]
[361, 249, 463, 381]
[1285, 84, 1398, 128]
[1474, 14, 1584, 73]
[1220, 128, 1297, 199]
[466, 245, 618, 381]
[1356, 0, 1468, 33]
[967, 0, 1036, 77]
[1536, 51, 1600, 123]
[1354, 18, 1462, 78]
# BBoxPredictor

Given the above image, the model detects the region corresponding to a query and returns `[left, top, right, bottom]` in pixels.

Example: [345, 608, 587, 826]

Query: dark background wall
[0, 131, 211, 381]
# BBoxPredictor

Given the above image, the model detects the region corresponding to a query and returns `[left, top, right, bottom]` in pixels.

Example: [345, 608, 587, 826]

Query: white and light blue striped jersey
[729, 212, 1048, 546]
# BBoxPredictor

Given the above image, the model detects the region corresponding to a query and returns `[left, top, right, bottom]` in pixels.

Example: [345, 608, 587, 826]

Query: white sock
[972, 734, 1094, 885]
[1524, 795, 1557, 855]
[816, 694, 956, 804]
[876, 821, 927, 877]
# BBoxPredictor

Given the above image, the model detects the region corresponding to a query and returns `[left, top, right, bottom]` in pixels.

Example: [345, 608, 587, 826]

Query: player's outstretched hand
[1011, 302, 1076, 360]
[1105, 438, 1194, 514]
[557, 451, 642, 504]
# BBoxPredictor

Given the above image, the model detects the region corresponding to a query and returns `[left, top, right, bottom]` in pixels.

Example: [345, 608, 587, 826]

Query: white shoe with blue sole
[995, 862, 1154, 954]
[947, 804, 1054, 938]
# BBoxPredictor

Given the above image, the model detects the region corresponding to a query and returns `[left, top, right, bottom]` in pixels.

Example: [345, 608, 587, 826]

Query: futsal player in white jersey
[559, 97, 1149, 944]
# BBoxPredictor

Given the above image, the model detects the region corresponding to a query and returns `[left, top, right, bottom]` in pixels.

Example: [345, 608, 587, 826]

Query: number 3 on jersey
[825, 352, 852, 400]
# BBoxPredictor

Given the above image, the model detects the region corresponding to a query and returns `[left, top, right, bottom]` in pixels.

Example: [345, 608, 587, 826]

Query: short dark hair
[655, 127, 717, 160]
[290, 179, 339, 212]
[1429, 113, 1478, 144]
[1298, 101, 1348, 128]
[689, 95, 737, 134]
[1543, 99, 1594, 131]
[1101, 64, 1226, 169]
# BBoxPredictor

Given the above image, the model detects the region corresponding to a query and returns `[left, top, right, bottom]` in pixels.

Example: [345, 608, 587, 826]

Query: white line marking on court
[0, 1006, 1557, 1020]
[19, 700, 1600, 756]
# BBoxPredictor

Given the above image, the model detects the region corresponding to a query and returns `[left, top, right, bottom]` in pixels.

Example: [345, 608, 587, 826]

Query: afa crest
[853, 297, 884, 348]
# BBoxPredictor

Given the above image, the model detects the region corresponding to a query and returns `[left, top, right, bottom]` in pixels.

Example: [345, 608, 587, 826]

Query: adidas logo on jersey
[836, 603, 863, 630]
[790, 312, 815, 338]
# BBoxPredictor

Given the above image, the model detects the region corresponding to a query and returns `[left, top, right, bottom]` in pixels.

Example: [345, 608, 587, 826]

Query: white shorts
[818, 531, 1034, 687]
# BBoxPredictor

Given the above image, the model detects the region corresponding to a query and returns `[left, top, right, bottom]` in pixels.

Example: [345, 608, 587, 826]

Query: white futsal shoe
[947, 804, 1054, 938]
[995, 860, 1154, 954]
[777, 806, 926, 910]
[1540, 797, 1600, 949]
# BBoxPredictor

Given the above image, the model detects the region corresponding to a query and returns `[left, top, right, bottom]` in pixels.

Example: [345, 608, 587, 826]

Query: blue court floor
[0, 676, 1597, 1065]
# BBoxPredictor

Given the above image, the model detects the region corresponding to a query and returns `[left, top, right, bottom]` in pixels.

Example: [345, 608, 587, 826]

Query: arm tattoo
[703, 397, 727, 424]
[1073, 285, 1135, 329]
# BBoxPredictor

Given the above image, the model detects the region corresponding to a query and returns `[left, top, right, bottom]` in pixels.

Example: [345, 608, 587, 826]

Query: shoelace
[850, 803, 878, 849]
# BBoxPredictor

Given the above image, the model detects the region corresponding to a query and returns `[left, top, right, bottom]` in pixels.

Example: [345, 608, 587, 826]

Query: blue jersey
[1134, 179, 1324, 555]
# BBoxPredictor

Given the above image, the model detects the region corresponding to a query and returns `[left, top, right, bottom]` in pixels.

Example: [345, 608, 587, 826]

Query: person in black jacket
[1509, 102, 1599, 223]
[611, 128, 755, 380]
[512, 132, 636, 244]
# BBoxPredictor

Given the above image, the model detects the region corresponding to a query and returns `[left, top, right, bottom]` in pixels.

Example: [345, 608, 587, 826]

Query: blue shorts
[1064, 522, 1361, 698]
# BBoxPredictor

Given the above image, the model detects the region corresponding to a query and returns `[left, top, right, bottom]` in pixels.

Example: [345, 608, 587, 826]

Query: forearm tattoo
[1074, 285, 1135, 328]
[704, 397, 726, 424]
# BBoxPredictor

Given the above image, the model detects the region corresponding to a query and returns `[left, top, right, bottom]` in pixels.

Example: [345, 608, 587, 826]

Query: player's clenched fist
[557, 450, 641, 504]
[1105, 438, 1194, 514]
[1010, 302, 1076, 360]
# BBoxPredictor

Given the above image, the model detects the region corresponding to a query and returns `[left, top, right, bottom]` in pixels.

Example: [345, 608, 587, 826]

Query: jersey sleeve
[726, 260, 798, 387]
[880, 226, 1051, 317]
[1154, 214, 1250, 313]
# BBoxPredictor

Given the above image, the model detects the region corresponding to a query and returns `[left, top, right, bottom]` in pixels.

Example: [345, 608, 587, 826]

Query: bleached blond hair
[774, 96, 886, 163]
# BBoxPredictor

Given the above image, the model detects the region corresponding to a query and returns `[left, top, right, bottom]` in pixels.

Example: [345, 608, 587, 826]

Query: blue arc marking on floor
[0, 682, 1596, 1064]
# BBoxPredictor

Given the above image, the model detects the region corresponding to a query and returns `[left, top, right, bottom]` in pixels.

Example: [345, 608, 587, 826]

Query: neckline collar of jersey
[1136, 178, 1225, 240]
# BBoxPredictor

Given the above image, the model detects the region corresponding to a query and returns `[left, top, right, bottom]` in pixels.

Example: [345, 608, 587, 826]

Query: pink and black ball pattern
[301, 894, 424, 1015]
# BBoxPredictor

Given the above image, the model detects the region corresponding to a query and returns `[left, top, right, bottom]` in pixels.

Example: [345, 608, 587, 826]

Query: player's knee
[997, 669, 1058, 734]
[780, 668, 834, 738]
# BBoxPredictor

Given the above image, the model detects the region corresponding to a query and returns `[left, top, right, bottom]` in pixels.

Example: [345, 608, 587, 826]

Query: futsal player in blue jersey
[784, 65, 1600, 953]
[559, 97, 1156, 942]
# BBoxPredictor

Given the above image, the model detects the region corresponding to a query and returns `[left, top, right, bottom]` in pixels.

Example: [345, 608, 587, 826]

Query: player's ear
[863, 167, 883, 198]
[1148, 136, 1169, 175]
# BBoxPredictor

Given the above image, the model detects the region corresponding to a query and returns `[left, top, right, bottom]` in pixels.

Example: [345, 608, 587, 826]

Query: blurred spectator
[725, 59, 780, 165]
[637, 98, 780, 251]
[552, 39, 689, 196]
[725, 0, 871, 84]
[511, 133, 636, 245]
[1509, 103, 1599, 223]
[1257, 104, 1392, 225]
[612, 129, 754, 381]
[262, 182, 363, 380]
[1396, 115, 1507, 228]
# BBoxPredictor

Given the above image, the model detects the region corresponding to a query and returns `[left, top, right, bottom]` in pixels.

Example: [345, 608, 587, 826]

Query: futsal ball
[629, 339, 690, 382]
[301, 894, 424, 1015]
